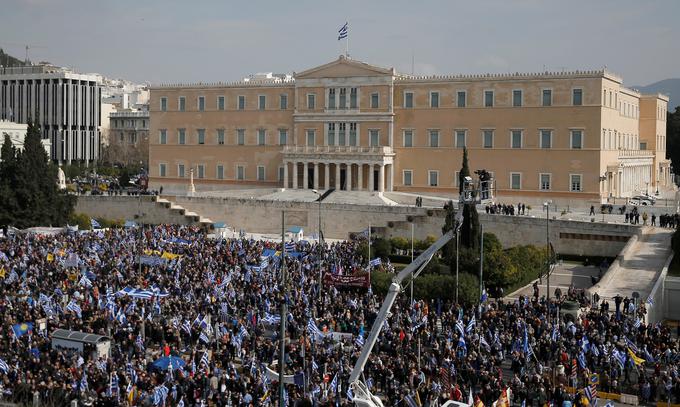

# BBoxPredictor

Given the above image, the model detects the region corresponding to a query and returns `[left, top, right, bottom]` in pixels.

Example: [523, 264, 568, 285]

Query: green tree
[0, 134, 20, 227]
[458, 147, 470, 195]
[11, 120, 75, 228]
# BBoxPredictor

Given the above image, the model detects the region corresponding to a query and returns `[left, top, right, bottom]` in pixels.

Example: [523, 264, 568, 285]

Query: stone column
[292, 161, 298, 189]
[388, 164, 394, 191]
[357, 163, 363, 191]
[335, 163, 342, 190]
[314, 162, 320, 190]
[347, 163, 352, 191]
[303, 161, 309, 189]
[283, 161, 288, 189]
[368, 164, 374, 192]
[324, 163, 330, 190]
[378, 164, 385, 193]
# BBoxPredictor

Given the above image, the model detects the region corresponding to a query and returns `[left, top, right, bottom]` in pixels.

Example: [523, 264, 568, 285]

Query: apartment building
[148, 56, 670, 205]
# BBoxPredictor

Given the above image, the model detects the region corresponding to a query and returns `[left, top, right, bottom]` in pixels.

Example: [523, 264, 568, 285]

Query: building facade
[0, 64, 103, 164]
[148, 56, 671, 204]
[0, 120, 51, 157]
[105, 110, 149, 166]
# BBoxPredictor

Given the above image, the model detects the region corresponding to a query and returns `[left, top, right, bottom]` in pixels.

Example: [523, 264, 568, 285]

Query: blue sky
[1, 0, 678, 86]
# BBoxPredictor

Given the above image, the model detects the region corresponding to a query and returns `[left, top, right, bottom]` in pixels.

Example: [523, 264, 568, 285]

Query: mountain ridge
[632, 78, 680, 110]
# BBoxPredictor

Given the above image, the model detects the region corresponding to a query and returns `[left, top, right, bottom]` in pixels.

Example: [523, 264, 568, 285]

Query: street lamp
[543, 200, 552, 308]
[312, 190, 323, 300]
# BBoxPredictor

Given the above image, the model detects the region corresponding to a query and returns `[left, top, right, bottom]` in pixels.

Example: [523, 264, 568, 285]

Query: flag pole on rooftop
[338, 22, 349, 58]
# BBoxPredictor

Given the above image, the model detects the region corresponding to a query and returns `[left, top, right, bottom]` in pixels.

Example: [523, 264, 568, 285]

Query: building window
[327, 89, 336, 109]
[640, 142, 647, 150]
[349, 123, 357, 146]
[371, 93, 379, 109]
[429, 130, 440, 147]
[484, 90, 494, 107]
[278, 167, 284, 182]
[339, 88, 346, 108]
[572, 89, 583, 106]
[455, 130, 466, 148]
[338, 123, 346, 145]
[542, 89, 552, 106]
[279, 129, 287, 145]
[483, 130, 493, 148]
[404, 92, 413, 108]
[428, 170, 439, 187]
[178, 164, 185, 178]
[430, 91, 439, 108]
[237, 129, 245, 145]
[540, 130, 552, 149]
[570, 130, 583, 149]
[511, 130, 522, 149]
[540, 173, 551, 190]
[178, 97, 186, 111]
[256, 129, 266, 145]
[258, 95, 266, 110]
[454, 171, 460, 187]
[160, 97, 167, 112]
[218, 96, 225, 110]
[457, 91, 466, 108]
[198, 96, 205, 111]
[159, 129, 167, 145]
[350, 88, 358, 108]
[306, 130, 315, 146]
[280, 94, 288, 110]
[238, 95, 245, 110]
[217, 165, 224, 180]
[237, 166, 245, 181]
[403, 170, 413, 186]
[307, 94, 316, 109]
[178, 129, 186, 145]
[159, 163, 166, 177]
[513, 90, 522, 107]
[570, 174, 582, 192]
[327, 123, 336, 145]
[369, 129, 379, 147]
[217, 129, 225, 145]
[197, 129, 205, 145]
[257, 166, 265, 181]
[510, 173, 521, 190]
[197, 165, 205, 179]
[403, 130, 413, 147]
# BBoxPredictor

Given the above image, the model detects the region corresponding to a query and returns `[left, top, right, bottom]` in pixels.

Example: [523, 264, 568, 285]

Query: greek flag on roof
[338, 22, 348, 40]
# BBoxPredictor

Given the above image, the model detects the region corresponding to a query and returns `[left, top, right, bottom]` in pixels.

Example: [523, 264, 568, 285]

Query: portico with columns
[281, 146, 395, 193]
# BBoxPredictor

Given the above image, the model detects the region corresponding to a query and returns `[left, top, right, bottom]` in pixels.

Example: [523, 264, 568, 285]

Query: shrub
[370, 271, 480, 305]
[390, 237, 409, 251]
[68, 213, 90, 230]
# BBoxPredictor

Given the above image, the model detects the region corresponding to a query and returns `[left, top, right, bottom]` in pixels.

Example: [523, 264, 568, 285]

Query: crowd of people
[0, 225, 679, 407]
[484, 203, 527, 216]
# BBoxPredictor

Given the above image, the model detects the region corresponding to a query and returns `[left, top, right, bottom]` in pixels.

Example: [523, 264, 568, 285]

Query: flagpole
[279, 210, 287, 407]
[367, 223, 371, 270]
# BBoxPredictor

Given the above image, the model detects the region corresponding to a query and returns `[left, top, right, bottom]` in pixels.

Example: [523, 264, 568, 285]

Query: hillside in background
[634, 78, 680, 111]
[0, 49, 27, 67]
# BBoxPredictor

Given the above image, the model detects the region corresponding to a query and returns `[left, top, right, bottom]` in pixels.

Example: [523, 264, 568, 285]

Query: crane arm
[348, 229, 455, 384]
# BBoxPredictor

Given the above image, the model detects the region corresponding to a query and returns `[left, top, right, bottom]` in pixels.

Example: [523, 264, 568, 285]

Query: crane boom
[348, 229, 455, 384]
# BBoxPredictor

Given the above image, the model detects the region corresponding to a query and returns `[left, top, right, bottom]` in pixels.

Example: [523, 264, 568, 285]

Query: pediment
[295, 56, 393, 79]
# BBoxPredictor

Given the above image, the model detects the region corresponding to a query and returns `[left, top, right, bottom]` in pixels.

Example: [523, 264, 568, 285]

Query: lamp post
[543, 201, 552, 316]
[410, 221, 414, 305]
[312, 190, 323, 300]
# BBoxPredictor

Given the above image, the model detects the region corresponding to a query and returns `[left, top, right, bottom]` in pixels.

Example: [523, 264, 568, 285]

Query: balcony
[110, 111, 149, 118]
[618, 149, 654, 158]
[282, 145, 394, 164]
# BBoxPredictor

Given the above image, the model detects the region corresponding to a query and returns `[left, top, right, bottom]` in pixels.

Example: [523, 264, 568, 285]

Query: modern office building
[0, 64, 103, 164]
[148, 56, 670, 205]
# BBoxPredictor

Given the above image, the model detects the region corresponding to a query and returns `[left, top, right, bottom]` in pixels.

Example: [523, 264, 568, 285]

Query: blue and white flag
[199, 331, 210, 344]
[79, 275, 93, 289]
[66, 299, 82, 318]
[311, 358, 318, 371]
[647, 296, 654, 307]
[90, 218, 101, 229]
[307, 318, 324, 340]
[200, 352, 210, 369]
[330, 372, 339, 392]
[80, 372, 89, 392]
[127, 363, 138, 384]
[577, 352, 587, 369]
[109, 373, 119, 400]
[338, 22, 348, 40]
[625, 337, 639, 354]
[633, 318, 641, 329]
[480, 288, 488, 303]
[369, 258, 381, 267]
[455, 320, 465, 337]
[0, 358, 9, 373]
[355, 334, 365, 347]
[466, 316, 476, 334]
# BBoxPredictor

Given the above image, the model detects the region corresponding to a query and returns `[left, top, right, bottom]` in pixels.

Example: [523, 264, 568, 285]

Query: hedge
[371, 271, 480, 305]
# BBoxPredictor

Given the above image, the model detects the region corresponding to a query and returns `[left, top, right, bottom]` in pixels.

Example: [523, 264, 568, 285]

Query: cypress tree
[0, 134, 19, 227]
[458, 147, 470, 195]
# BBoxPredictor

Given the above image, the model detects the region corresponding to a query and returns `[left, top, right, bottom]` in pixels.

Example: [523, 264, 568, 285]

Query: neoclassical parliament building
[148, 56, 670, 205]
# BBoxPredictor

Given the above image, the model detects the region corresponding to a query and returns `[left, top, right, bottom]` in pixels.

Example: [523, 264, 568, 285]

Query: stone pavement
[505, 262, 601, 301]
[590, 226, 673, 301]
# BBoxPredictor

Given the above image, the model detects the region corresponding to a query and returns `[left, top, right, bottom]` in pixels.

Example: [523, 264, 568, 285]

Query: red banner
[324, 273, 370, 288]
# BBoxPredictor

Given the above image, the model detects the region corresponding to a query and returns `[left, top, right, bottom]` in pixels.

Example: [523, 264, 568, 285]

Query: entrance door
[307, 167, 314, 189]
[340, 169, 347, 191]
[373, 170, 379, 191]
